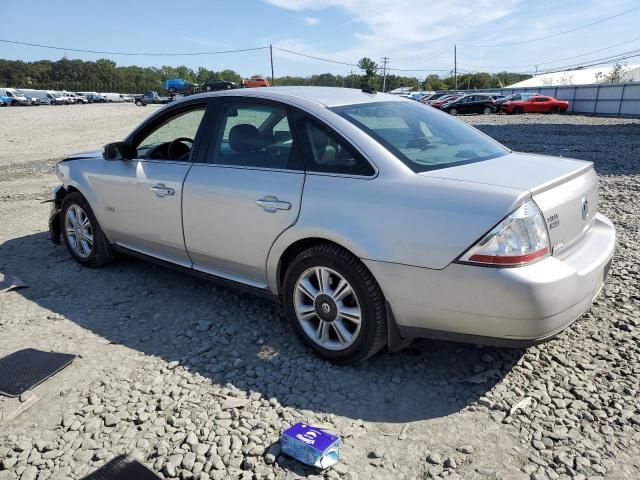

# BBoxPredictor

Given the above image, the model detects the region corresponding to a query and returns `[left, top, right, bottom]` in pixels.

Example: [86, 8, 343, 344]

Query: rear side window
[296, 116, 374, 176]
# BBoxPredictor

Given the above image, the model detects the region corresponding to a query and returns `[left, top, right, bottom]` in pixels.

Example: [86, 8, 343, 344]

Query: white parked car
[0, 87, 31, 106]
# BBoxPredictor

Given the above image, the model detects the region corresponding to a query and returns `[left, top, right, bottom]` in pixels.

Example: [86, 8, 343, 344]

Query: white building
[508, 64, 640, 87]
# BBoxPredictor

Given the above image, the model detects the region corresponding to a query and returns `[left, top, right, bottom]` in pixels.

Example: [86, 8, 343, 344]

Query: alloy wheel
[293, 266, 362, 351]
[64, 204, 93, 258]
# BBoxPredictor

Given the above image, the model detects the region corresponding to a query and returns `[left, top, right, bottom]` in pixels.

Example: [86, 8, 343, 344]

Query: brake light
[459, 200, 550, 267]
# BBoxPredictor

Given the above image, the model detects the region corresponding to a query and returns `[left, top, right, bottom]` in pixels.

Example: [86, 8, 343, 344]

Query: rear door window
[296, 115, 375, 176]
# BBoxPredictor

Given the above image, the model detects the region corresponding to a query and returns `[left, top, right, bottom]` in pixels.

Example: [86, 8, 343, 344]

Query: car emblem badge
[321, 303, 331, 314]
[581, 197, 589, 220]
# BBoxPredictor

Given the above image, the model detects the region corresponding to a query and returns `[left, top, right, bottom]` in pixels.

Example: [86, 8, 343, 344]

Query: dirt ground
[0, 104, 639, 480]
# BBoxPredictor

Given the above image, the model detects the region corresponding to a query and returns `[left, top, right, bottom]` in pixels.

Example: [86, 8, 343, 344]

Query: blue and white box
[281, 422, 341, 469]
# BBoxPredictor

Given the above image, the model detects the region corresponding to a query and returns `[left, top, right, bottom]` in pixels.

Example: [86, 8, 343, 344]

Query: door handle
[150, 184, 175, 197]
[256, 196, 291, 212]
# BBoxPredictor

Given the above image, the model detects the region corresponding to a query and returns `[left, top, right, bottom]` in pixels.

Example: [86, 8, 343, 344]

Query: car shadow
[1, 231, 524, 424]
[473, 120, 640, 176]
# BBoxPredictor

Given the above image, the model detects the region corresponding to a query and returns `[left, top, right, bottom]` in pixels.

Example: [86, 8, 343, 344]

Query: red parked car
[430, 94, 463, 108]
[501, 95, 569, 114]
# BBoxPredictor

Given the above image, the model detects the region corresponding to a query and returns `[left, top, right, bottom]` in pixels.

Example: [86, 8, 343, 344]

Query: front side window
[209, 102, 300, 170]
[135, 107, 206, 161]
[332, 101, 508, 172]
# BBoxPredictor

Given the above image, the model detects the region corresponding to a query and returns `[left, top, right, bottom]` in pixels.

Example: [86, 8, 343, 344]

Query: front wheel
[483, 107, 492, 115]
[61, 193, 113, 267]
[449, 108, 458, 116]
[282, 244, 387, 363]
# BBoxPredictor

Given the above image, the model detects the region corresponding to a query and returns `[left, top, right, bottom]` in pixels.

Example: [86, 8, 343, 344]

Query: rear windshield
[331, 101, 508, 172]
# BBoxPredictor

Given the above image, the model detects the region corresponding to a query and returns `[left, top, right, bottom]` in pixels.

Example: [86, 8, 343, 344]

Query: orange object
[242, 77, 270, 88]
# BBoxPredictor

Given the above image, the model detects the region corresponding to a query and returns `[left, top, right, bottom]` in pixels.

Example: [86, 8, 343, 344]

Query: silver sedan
[48, 87, 616, 363]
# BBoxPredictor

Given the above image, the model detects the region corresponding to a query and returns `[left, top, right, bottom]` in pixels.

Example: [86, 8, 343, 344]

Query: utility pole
[381, 56, 389, 92]
[270, 44, 275, 86]
[349, 70, 354, 88]
[454, 44, 457, 90]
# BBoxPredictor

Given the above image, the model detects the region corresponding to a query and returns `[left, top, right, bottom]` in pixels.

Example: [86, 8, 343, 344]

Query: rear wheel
[282, 244, 387, 363]
[61, 193, 113, 267]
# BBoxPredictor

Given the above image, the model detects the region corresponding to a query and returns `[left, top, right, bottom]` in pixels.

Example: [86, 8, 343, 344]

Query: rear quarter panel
[267, 173, 528, 293]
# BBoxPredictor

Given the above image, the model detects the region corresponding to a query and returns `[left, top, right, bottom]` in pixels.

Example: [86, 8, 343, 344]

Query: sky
[1, 0, 640, 79]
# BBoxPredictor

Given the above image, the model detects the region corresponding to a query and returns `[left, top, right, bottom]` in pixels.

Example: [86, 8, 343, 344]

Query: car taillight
[458, 200, 550, 267]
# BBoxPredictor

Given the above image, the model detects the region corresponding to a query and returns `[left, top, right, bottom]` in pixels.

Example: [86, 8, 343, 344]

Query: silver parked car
[48, 87, 616, 363]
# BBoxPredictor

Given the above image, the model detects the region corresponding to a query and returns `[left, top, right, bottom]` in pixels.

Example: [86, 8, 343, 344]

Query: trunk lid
[420, 152, 599, 255]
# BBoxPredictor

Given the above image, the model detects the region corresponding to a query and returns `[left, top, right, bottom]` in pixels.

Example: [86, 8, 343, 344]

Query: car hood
[61, 150, 103, 162]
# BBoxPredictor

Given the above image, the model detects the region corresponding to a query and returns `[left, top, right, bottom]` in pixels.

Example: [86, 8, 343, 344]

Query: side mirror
[103, 142, 135, 161]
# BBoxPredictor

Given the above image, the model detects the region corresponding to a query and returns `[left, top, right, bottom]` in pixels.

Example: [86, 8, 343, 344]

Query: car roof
[183, 86, 407, 108]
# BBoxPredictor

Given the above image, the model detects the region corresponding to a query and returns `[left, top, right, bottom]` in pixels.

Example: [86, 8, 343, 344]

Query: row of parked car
[0, 87, 136, 106]
[414, 91, 569, 115]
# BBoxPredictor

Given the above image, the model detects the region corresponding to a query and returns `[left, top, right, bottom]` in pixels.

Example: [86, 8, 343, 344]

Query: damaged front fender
[47, 184, 67, 244]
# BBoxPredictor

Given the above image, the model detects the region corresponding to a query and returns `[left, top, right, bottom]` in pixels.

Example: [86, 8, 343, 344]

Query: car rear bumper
[364, 213, 615, 347]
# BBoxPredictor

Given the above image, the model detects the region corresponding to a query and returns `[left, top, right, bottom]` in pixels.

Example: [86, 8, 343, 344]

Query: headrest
[229, 124, 264, 153]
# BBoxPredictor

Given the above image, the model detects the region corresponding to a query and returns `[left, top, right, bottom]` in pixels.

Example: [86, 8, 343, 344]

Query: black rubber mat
[0, 348, 76, 397]
[80, 455, 161, 480]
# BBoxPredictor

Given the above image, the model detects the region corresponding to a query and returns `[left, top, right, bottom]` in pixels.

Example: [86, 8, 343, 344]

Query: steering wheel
[167, 137, 194, 160]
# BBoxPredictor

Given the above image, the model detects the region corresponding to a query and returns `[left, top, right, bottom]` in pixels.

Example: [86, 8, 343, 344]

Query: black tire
[482, 107, 492, 115]
[550, 106, 560, 114]
[61, 192, 113, 267]
[282, 244, 387, 363]
[449, 108, 458, 116]
[513, 107, 524, 115]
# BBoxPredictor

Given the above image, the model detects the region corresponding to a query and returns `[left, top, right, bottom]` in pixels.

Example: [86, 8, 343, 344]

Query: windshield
[331, 101, 509, 173]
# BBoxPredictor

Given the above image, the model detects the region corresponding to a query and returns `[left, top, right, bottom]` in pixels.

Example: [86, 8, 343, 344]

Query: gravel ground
[0, 105, 639, 480]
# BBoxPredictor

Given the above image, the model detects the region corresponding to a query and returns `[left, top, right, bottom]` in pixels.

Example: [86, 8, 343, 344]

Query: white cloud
[264, 0, 640, 76]
[264, 0, 522, 70]
[305, 16, 320, 25]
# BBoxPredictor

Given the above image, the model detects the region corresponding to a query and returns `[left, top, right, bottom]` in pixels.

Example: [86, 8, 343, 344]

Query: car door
[530, 97, 548, 113]
[93, 101, 209, 267]
[182, 99, 305, 286]
[456, 96, 471, 113]
[467, 95, 483, 114]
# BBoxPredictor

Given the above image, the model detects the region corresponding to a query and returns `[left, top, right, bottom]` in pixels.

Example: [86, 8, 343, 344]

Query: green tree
[357, 57, 378, 87]
[605, 63, 625, 83]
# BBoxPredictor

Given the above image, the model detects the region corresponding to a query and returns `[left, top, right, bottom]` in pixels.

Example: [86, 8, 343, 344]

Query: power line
[461, 5, 640, 48]
[387, 67, 451, 72]
[535, 49, 640, 75]
[383, 46, 453, 72]
[459, 35, 640, 70]
[272, 46, 360, 67]
[0, 38, 268, 56]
